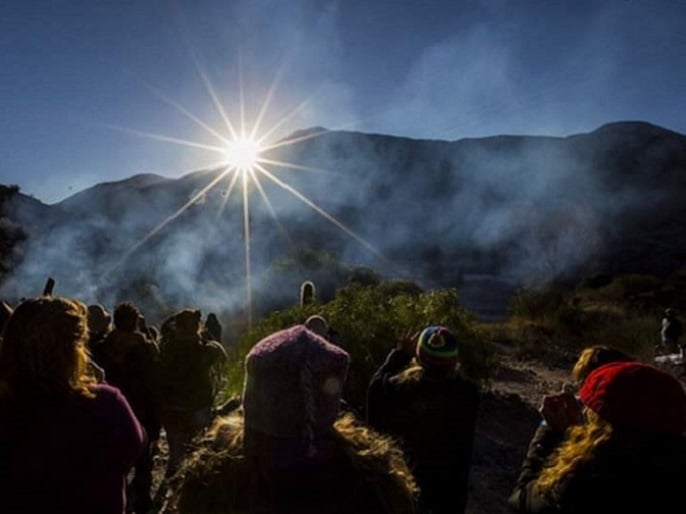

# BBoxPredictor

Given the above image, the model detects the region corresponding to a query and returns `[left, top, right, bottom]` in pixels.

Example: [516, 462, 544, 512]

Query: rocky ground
[467, 344, 570, 514]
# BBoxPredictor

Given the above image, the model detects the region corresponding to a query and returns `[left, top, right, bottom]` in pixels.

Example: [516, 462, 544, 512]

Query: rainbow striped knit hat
[416, 325, 459, 368]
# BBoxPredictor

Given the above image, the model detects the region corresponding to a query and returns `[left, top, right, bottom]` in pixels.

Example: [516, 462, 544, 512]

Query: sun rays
[109, 67, 388, 327]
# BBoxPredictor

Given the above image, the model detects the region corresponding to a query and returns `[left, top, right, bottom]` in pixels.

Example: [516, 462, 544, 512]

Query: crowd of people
[0, 293, 684, 514]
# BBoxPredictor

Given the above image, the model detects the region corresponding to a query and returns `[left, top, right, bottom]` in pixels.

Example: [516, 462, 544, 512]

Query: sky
[1, 0, 686, 204]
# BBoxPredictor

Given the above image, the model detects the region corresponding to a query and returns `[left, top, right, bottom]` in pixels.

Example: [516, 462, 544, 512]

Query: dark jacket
[157, 334, 227, 413]
[366, 349, 480, 514]
[95, 329, 161, 439]
[509, 424, 686, 513]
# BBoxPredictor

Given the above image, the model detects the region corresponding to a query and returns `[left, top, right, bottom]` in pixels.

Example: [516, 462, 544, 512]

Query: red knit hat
[579, 361, 686, 435]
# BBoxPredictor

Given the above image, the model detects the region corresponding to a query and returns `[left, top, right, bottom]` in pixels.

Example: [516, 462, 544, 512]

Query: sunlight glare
[225, 138, 261, 170]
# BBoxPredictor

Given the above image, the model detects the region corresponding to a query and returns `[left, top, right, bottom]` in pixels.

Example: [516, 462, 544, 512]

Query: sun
[110, 66, 393, 328]
[225, 137, 261, 171]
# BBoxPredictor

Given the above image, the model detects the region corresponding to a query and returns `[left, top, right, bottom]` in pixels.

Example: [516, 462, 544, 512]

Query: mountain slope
[1, 121, 685, 319]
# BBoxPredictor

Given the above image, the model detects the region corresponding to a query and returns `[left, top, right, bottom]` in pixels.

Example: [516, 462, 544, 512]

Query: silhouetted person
[509, 361, 686, 513]
[98, 301, 160, 514]
[86, 304, 112, 383]
[162, 325, 418, 514]
[157, 308, 227, 477]
[661, 308, 682, 354]
[367, 326, 479, 514]
[202, 312, 222, 344]
[87, 304, 112, 348]
[0, 296, 145, 514]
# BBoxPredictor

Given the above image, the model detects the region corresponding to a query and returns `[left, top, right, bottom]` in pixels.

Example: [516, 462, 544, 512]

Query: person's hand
[396, 328, 419, 356]
[539, 390, 583, 432]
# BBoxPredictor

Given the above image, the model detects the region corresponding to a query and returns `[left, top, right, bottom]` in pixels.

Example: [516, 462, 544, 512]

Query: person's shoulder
[452, 371, 480, 395]
[90, 383, 125, 401]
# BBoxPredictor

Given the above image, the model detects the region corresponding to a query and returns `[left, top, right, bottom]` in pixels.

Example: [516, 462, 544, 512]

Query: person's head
[0, 296, 94, 398]
[665, 308, 676, 318]
[579, 361, 686, 436]
[304, 314, 330, 339]
[87, 304, 111, 336]
[113, 301, 141, 333]
[415, 325, 459, 370]
[572, 345, 635, 385]
[537, 361, 686, 489]
[174, 309, 202, 337]
[242, 325, 350, 448]
[204, 312, 221, 339]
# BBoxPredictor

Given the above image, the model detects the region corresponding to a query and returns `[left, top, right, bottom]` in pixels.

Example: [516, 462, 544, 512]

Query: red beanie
[579, 361, 686, 436]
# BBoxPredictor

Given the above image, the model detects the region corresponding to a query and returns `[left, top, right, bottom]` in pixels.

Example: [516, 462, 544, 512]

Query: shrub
[587, 274, 660, 304]
[223, 283, 495, 413]
[508, 285, 566, 321]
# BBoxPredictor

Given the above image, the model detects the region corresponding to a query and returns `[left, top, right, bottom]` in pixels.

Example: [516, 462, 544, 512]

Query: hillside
[1, 121, 685, 321]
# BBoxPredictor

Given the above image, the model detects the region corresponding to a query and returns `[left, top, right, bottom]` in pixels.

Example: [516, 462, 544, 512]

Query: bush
[587, 274, 660, 304]
[508, 285, 566, 321]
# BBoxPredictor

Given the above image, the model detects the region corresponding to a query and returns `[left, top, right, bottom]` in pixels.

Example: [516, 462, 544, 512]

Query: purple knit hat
[242, 325, 350, 439]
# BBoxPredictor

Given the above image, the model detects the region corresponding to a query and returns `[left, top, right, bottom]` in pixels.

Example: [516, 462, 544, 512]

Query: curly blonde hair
[0, 296, 96, 399]
[536, 409, 613, 489]
[164, 412, 419, 514]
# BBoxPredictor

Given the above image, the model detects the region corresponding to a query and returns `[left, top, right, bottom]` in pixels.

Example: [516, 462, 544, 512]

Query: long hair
[0, 296, 95, 399]
[536, 409, 613, 489]
[164, 412, 418, 514]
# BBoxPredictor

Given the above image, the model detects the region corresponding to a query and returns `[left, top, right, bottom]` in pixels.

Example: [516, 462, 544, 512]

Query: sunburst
[225, 138, 262, 171]
[109, 65, 390, 328]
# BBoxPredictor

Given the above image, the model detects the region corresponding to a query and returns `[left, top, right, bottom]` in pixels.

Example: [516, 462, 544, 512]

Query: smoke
[2, 1, 684, 320]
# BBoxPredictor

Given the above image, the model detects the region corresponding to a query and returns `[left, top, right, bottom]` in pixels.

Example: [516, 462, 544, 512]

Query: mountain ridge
[1, 120, 685, 320]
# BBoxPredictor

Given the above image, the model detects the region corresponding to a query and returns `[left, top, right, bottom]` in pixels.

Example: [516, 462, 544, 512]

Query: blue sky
[2, 0, 685, 204]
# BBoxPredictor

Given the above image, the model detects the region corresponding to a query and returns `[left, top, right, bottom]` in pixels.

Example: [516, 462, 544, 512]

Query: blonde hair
[166, 411, 419, 514]
[572, 345, 634, 384]
[0, 296, 95, 399]
[536, 409, 613, 489]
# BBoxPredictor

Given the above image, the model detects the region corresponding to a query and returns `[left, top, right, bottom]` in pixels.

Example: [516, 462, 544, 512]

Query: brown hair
[0, 296, 95, 399]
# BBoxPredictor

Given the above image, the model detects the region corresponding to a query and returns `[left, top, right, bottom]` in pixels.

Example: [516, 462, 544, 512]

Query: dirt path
[466, 346, 570, 514]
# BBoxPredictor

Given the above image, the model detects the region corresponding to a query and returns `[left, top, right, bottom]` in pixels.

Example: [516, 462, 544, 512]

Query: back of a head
[0, 296, 91, 397]
[113, 301, 140, 332]
[304, 314, 329, 338]
[415, 325, 459, 370]
[579, 361, 686, 436]
[174, 309, 202, 338]
[87, 304, 111, 335]
[242, 325, 350, 442]
[572, 345, 635, 384]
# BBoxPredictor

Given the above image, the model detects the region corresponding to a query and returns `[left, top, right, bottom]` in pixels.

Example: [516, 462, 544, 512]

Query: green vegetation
[485, 270, 686, 366]
[222, 268, 685, 412]
[224, 282, 495, 411]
